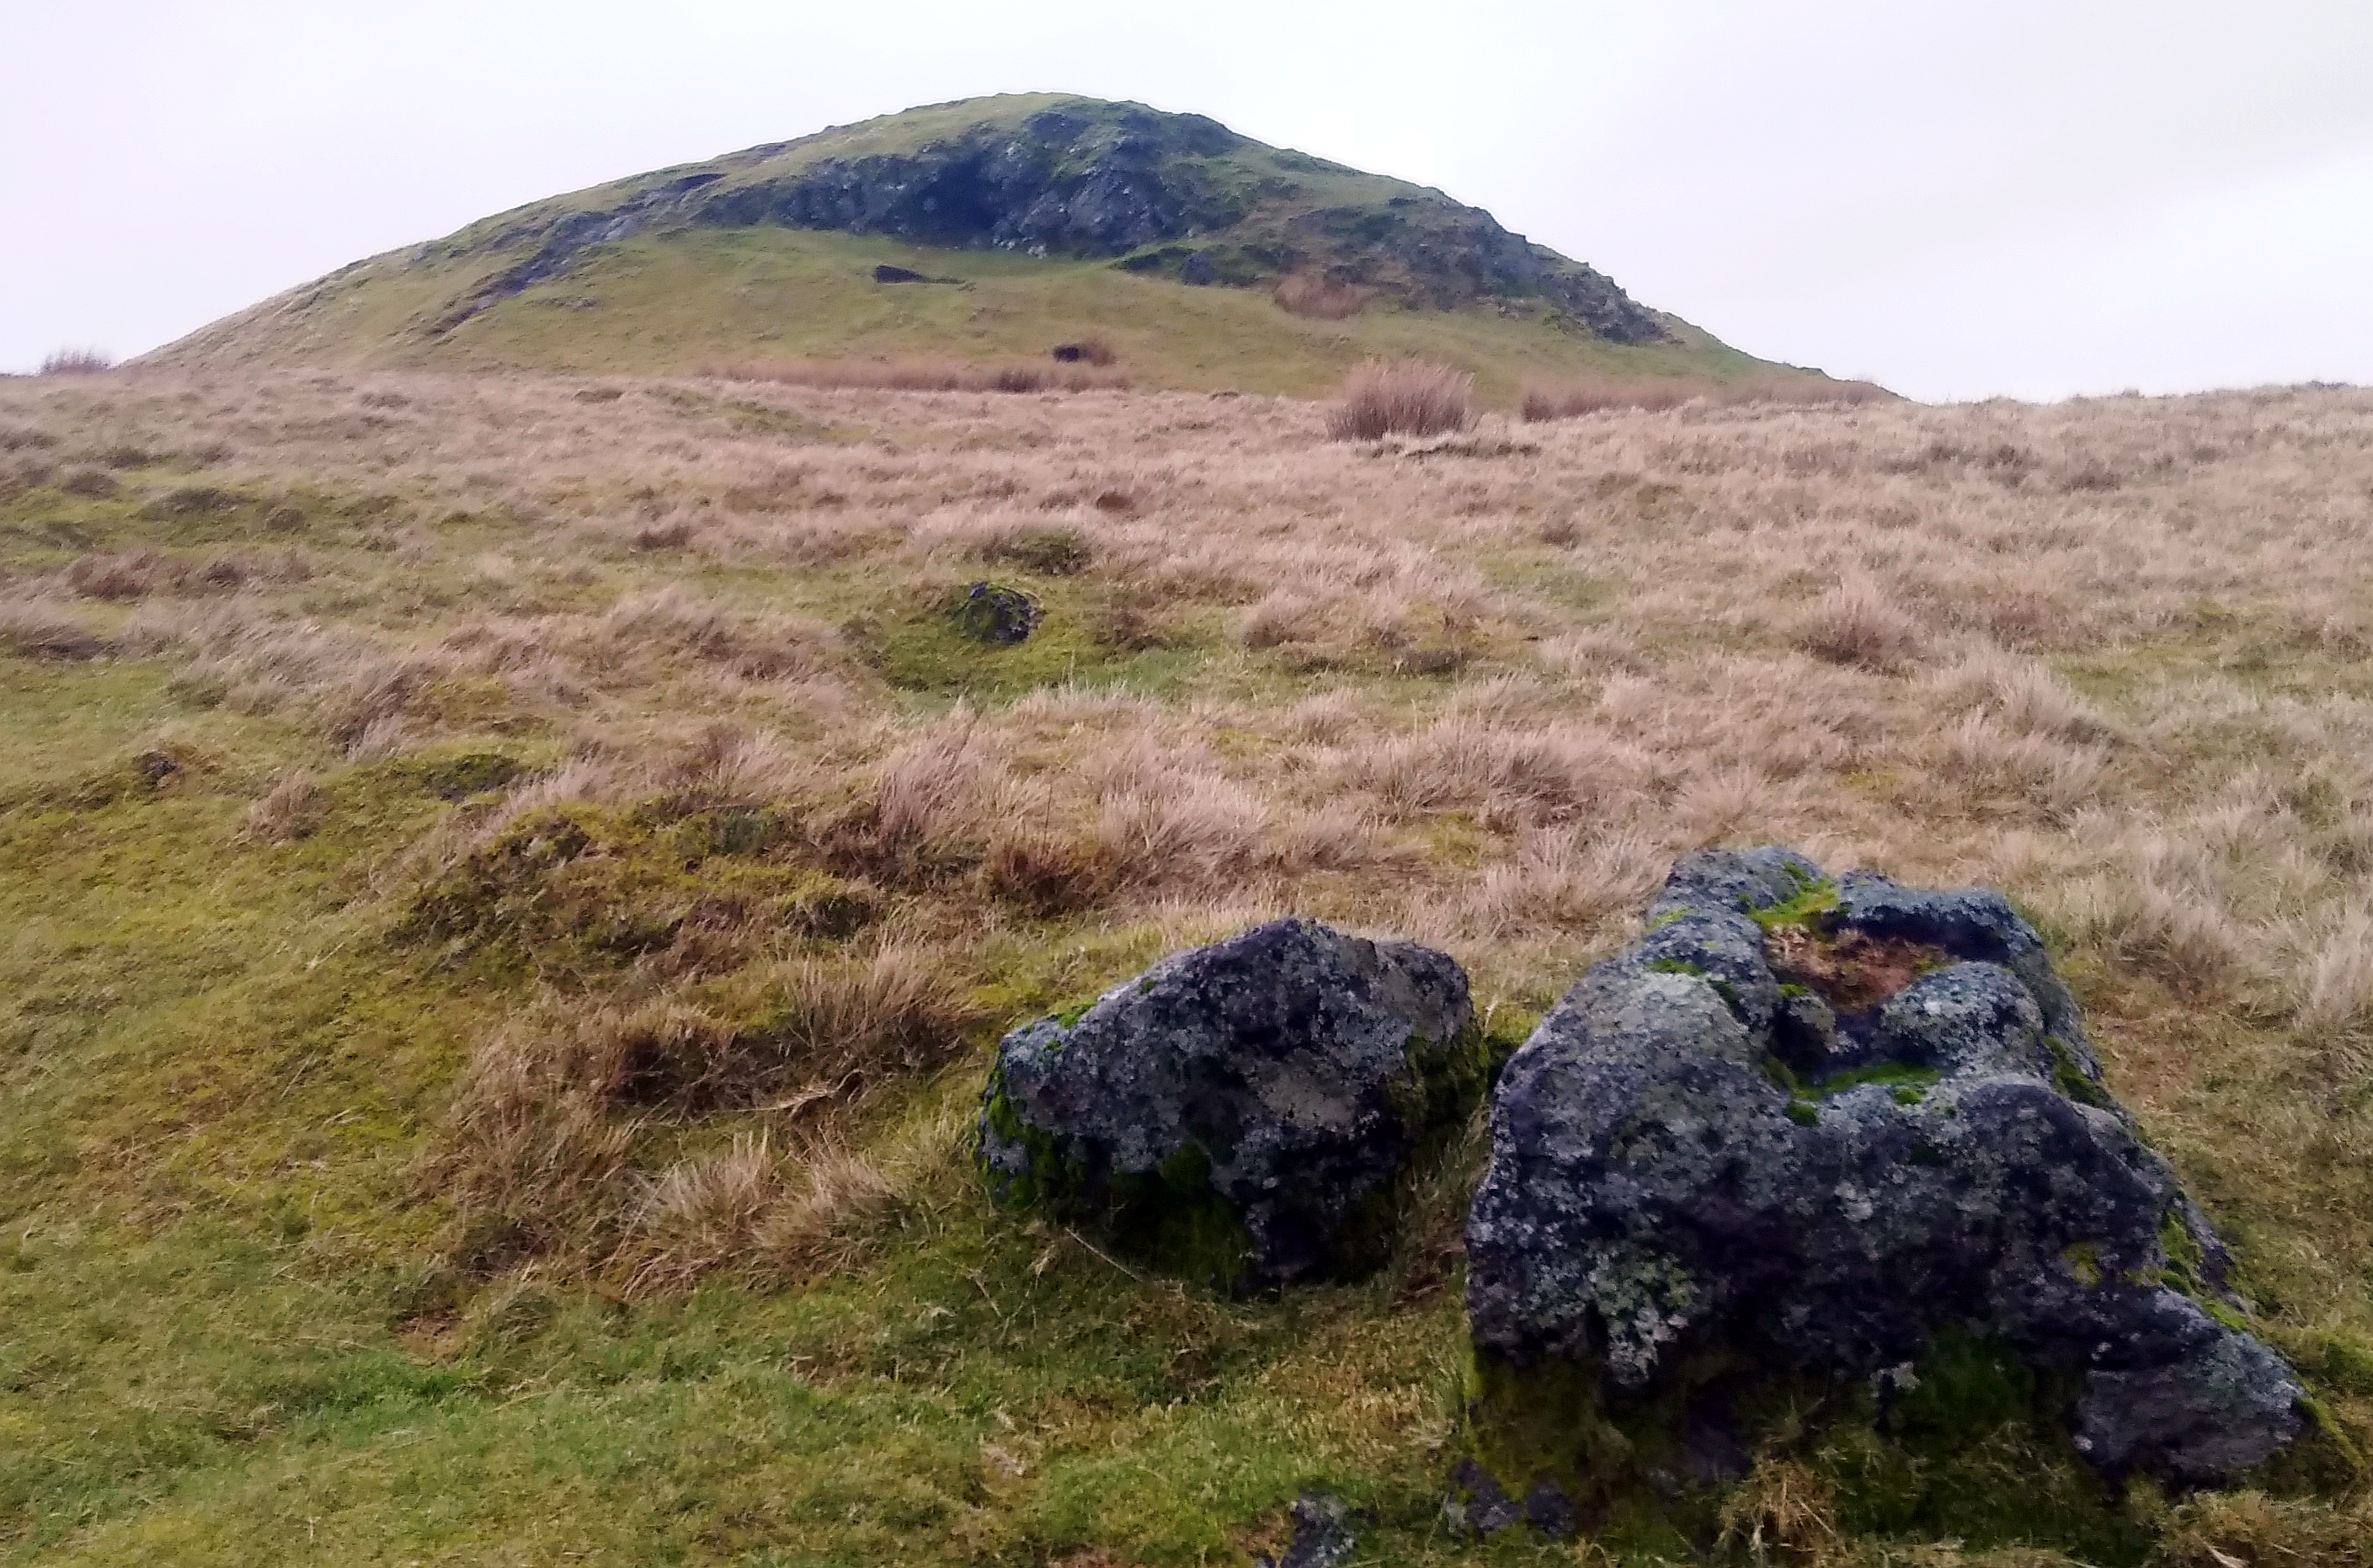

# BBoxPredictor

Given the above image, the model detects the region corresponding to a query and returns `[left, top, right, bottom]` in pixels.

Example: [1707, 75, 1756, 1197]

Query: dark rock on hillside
[979, 918, 1484, 1289]
[429, 99, 1667, 344]
[1462, 848, 2307, 1524]
[872, 264, 928, 282]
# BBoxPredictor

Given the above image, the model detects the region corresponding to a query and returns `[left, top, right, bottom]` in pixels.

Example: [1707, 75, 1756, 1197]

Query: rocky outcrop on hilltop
[978, 918, 1485, 1289]
[1458, 847, 2311, 1531]
[426, 102, 1668, 343]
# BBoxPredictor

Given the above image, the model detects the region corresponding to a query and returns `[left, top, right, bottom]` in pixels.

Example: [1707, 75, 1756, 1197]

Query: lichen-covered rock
[1463, 847, 2310, 1526]
[949, 581, 1041, 644]
[979, 918, 1482, 1288]
[1252, 1492, 1358, 1568]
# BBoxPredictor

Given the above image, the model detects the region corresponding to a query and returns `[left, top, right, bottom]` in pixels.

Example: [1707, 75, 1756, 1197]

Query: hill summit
[152, 93, 1808, 397]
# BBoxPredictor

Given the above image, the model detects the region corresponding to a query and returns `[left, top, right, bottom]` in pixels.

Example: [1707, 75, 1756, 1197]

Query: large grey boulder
[1463, 847, 2307, 1521]
[979, 918, 1482, 1289]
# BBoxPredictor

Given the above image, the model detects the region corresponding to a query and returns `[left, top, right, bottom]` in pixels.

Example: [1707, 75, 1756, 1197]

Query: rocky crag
[421, 100, 1668, 342]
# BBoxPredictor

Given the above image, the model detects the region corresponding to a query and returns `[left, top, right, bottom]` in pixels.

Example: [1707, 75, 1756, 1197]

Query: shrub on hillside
[39, 348, 112, 376]
[1049, 333, 1117, 366]
[1272, 272, 1367, 320]
[1325, 358, 1474, 440]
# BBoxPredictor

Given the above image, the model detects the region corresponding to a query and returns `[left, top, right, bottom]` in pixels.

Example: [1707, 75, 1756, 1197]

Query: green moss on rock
[1460, 1327, 2157, 1564]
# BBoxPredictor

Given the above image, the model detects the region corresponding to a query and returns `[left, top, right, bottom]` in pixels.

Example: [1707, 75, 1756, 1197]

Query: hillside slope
[3, 371, 2371, 1564]
[147, 94, 1808, 399]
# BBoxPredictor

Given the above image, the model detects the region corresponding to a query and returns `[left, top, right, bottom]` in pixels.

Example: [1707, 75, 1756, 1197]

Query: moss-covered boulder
[979, 918, 1483, 1289]
[1458, 847, 2312, 1543]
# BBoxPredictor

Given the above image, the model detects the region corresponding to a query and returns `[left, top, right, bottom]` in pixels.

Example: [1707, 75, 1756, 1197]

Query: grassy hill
[3, 368, 2371, 1564]
[144, 94, 1810, 403]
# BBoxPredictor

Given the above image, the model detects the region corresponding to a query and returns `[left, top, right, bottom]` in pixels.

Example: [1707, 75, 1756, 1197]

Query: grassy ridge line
[148, 227, 1774, 403]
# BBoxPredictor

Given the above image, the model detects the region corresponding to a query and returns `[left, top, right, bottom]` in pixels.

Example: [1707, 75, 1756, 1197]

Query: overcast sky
[4, 0, 2368, 400]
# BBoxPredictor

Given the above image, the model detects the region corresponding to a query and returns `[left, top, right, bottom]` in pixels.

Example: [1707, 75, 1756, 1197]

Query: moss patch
[860, 577, 1208, 700]
[2050, 1033, 2115, 1109]
[1810, 1061, 1943, 1101]
[401, 801, 877, 985]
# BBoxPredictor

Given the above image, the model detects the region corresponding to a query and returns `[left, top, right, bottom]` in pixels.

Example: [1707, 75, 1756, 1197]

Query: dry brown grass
[1271, 271, 1368, 320]
[2151, 1489, 2373, 1565]
[704, 356, 1128, 393]
[1718, 1455, 1842, 1564]
[1521, 372, 1893, 421]
[1798, 576, 1930, 671]
[424, 936, 974, 1275]
[619, 1099, 968, 1294]
[61, 547, 314, 600]
[10, 367, 2373, 1339]
[240, 770, 326, 843]
[1326, 357, 1474, 439]
[0, 596, 113, 660]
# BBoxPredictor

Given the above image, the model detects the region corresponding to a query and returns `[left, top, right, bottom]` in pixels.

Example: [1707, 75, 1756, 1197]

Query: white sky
[3, 0, 2368, 400]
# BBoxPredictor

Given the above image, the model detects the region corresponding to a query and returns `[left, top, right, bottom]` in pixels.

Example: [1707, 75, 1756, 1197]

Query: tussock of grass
[1272, 271, 1368, 320]
[1325, 357, 1475, 440]
[0, 595, 114, 659]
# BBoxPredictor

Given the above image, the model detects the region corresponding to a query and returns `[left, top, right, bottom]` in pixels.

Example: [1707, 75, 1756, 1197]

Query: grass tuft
[1325, 357, 1475, 440]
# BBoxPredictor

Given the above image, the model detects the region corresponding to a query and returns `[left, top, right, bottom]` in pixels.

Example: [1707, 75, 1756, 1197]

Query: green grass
[0, 657, 1539, 1568]
[168, 227, 1773, 407]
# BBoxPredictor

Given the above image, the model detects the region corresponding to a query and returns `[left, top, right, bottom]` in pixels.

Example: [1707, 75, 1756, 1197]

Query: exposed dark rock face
[979, 918, 1483, 1289]
[1463, 847, 2306, 1520]
[709, 107, 1240, 257]
[429, 100, 1666, 344]
[1277, 202, 1650, 340]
